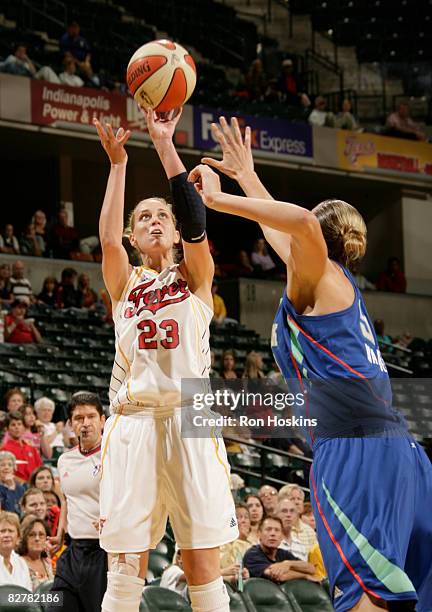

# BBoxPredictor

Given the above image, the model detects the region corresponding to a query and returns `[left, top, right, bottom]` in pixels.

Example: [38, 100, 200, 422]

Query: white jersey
[57, 445, 102, 540]
[109, 264, 213, 415]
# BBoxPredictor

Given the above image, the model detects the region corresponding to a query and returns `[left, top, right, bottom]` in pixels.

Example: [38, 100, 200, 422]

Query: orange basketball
[126, 40, 197, 112]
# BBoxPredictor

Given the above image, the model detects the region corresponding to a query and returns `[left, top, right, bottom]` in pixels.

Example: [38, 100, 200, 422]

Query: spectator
[212, 280, 227, 325]
[77, 273, 97, 309]
[251, 238, 276, 275]
[354, 272, 375, 291]
[31, 210, 47, 253]
[37, 276, 58, 307]
[209, 350, 220, 378]
[0, 263, 12, 307]
[335, 99, 360, 131]
[308, 543, 327, 580]
[0, 43, 59, 83]
[264, 78, 282, 103]
[278, 485, 317, 552]
[21, 406, 49, 456]
[277, 59, 310, 107]
[0, 224, 20, 254]
[220, 504, 255, 569]
[17, 517, 53, 590]
[160, 548, 188, 597]
[259, 485, 279, 517]
[59, 22, 99, 86]
[300, 502, 316, 531]
[238, 250, 254, 276]
[0, 511, 32, 589]
[1, 413, 42, 482]
[0, 451, 26, 515]
[19, 224, 44, 257]
[4, 300, 42, 344]
[10, 261, 33, 304]
[221, 349, 238, 380]
[59, 57, 84, 87]
[43, 491, 61, 511]
[245, 494, 265, 544]
[245, 58, 267, 100]
[34, 398, 65, 460]
[374, 319, 393, 354]
[3, 389, 26, 414]
[49, 210, 80, 259]
[277, 498, 308, 561]
[308, 96, 336, 127]
[243, 351, 265, 379]
[243, 516, 317, 582]
[56, 268, 80, 309]
[20, 488, 60, 538]
[29, 466, 56, 495]
[376, 257, 407, 293]
[385, 103, 427, 141]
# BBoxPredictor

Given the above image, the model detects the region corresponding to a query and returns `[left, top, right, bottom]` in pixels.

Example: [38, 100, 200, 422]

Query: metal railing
[305, 48, 344, 93]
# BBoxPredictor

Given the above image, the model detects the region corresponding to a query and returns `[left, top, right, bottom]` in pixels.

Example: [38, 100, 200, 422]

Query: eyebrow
[138, 208, 169, 215]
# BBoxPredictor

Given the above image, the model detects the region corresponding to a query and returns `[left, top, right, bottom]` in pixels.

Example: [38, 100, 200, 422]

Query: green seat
[34, 580, 55, 611]
[280, 579, 334, 612]
[147, 551, 170, 578]
[0, 585, 43, 611]
[244, 578, 302, 612]
[226, 585, 253, 612]
[143, 586, 192, 611]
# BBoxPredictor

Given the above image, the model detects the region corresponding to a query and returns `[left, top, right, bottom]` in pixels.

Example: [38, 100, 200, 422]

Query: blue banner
[193, 106, 313, 160]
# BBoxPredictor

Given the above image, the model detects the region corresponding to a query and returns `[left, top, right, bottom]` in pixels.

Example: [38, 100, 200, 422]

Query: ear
[128, 233, 137, 249]
[174, 229, 181, 244]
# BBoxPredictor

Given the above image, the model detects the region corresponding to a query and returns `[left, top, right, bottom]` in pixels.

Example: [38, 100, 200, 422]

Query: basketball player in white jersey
[94, 111, 237, 612]
[46, 392, 106, 612]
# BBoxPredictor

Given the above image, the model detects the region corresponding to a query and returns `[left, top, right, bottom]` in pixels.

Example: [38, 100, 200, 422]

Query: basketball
[126, 39, 196, 113]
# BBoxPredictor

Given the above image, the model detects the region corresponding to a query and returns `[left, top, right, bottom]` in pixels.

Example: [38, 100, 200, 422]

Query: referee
[47, 392, 107, 611]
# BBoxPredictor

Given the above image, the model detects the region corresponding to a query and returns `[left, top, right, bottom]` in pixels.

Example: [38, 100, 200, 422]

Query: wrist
[110, 160, 127, 169]
[237, 170, 259, 190]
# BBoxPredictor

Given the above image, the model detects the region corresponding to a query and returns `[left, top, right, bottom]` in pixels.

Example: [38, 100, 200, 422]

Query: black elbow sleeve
[169, 172, 206, 243]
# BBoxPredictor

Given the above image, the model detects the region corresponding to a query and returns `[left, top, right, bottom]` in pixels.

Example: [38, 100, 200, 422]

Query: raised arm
[202, 117, 293, 263]
[146, 109, 214, 307]
[94, 119, 132, 305]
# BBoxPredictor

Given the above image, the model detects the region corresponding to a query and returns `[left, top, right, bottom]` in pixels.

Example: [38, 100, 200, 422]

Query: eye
[159, 212, 168, 219]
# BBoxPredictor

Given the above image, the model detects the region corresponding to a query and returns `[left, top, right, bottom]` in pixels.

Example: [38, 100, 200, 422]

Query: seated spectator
[376, 257, 407, 293]
[300, 502, 316, 531]
[1, 413, 42, 482]
[308, 96, 335, 127]
[308, 543, 326, 580]
[278, 485, 317, 552]
[221, 350, 238, 380]
[49, 210, 80, 259]
[10, 260, 33, 304]
[0, 511, 32, 589]
[264, 78, 282, 103]
[335, 99, 360, 131]
[374, 319, 394, 354]
[34, 398, 65, 460]
[37, 276, 58, 307]
[77, 273, 97, 309]
[3, 389, 26, 414]
[4, 300, 42, 344]
[209, 350, 220, 378]
[245, 58, 267, 100]
[0, 43, 60, 83]
[31, 210, 47, 254]
[354, 272, 375, 291]
[277, 59, 310, 108]
[21, 406, 49, 456]
[59, 22, 99, 87]
[29, 466, 56, 495]
[160, 548, 188, 598]
[243, 351, 265, 379]
[251, 238, 276, 275]
[0, 451, 26, 514]
[0, 224, 20, 254]
[385, 103, 427, 141]
[245, 494, 265, 544]
[259, 485, 279, 517]
[277, 498, 308, 561]
[43, 490, 61, 512]
[59, 57, 84, 87]
[0, 263, 12, 308]
[212, 280, 227, 325]
[19, 224, 44, 257]
[243, 516, 317, 582]
[17, 517, 53, 590]
[20, 488, 60, 537]
[220, 504, 255, 570]
[56, 268, 80, 309]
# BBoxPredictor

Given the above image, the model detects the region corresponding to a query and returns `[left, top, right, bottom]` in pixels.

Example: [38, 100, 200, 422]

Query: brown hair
[302, 502, 313, 515]
[312, 199, 366, 271]
[258, 515, 283, 531]
[16, 517, 48, 557]
[3, 388, 26, 410]
[20, 487, 45, 512]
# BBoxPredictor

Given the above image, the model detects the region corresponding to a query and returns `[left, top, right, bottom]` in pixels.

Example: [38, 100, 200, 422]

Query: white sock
[188, 577, 230, 612]
[101, 572, 144, 612]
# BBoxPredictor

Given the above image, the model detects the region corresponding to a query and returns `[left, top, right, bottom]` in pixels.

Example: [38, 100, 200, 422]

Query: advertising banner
[193, 106, 313, 161]
[337, 130, 432, 177]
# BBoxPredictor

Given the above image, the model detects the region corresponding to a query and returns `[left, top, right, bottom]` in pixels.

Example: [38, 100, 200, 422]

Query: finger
[93, 119, 107, 143]
[188, 167, 201, 182]
[145, 108, 154, 127]
[245, 126, 252, 152]
[116, 127, 124, 140]
[119, 130, 131, 145]
[106, 123, 115, 141]
[201, 157, 223, 169]
[210, 123, 228, 149]
[219, 116, 236, 147]
[230, 117, 243, 145]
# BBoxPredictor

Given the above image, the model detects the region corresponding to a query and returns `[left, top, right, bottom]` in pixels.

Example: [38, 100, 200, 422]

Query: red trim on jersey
[288, 316, 366, 379]
[310, 468, 381, 601]
[289, 352, 315, 445]
[77, 444, 101, 457]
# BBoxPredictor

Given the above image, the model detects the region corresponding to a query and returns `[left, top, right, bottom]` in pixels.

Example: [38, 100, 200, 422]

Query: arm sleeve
[243, 548, 270, 578]
[169, 172, 206, 243]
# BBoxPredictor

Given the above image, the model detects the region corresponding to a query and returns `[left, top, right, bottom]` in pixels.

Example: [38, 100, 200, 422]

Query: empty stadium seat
[280, 579, 334, 612]
[142, 586, 192, 611]
[244, 578, 302, 612]
[0, 585, 43, 611]
[147, 551, 170, 578]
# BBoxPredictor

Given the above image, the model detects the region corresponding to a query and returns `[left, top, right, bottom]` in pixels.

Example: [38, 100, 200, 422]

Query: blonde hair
[243, 351, 264, 379]
[278, 484, 304, 501]
[312, 199, 366, 271]
[0, 510, 20, 535]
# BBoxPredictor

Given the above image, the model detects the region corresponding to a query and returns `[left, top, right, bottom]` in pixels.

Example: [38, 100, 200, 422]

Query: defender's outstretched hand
[93, 119, 131, 165]
[188, 164, 221, 207]
[201, 116, 254, 181]
[145, 107, 183, 144]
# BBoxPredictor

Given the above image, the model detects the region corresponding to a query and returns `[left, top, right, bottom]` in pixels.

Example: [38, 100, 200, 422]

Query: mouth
[150, 229, 163, 236]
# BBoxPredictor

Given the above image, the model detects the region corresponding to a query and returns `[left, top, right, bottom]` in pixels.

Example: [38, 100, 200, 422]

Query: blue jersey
[271, 264, 407, 445]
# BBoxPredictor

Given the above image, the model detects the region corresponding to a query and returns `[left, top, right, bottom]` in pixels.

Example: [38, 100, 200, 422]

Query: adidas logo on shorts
[333, 586, 344, 599]
[229, 516, 237, 528]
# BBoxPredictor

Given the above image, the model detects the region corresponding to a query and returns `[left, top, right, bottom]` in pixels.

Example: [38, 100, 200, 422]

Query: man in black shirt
[243, 516, 317, 583]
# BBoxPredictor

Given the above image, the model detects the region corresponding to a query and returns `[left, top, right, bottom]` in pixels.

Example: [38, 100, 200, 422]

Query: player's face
[236, 508, 251, 539]
[24, 494, 47, 520]
[246, 497, 263, 524]
[277, 500, 298, 530]
[35, 469, 53, 492]
[70, 405, 105, 447]
[130, 200, 179, 256]
[27, 522, 47, 556]
[259, 519, 283, 549]
[0, 521, 19, 554]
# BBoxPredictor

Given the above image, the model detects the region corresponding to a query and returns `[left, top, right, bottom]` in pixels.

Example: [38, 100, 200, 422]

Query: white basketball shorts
[99, 410, 239, 552]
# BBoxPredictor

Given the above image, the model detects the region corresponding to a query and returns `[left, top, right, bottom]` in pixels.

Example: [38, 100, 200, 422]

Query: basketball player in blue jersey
[189, 117, 432, 612]
[93, 112, 237, 612]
